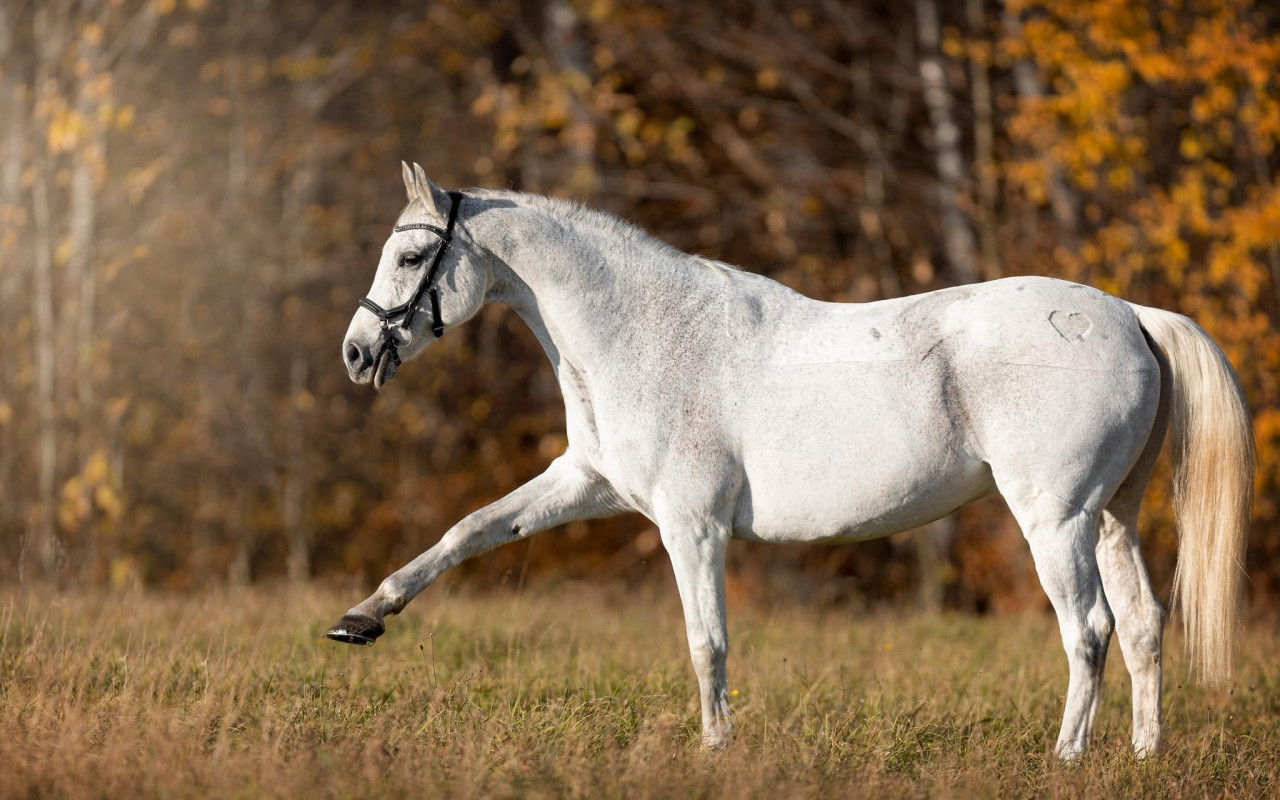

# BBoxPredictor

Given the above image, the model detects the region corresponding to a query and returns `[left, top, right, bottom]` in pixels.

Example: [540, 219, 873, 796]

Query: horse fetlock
[701, 717, 733, 750]
[376, 581, 407, 615]
[1055, 740, 1086, 762]
[1132, 730, 1161, 759]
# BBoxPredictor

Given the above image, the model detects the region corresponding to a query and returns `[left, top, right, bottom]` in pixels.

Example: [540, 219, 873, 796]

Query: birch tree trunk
[968, 0, 1002, 280]
[30, 4, 62, 577]
[832, 2, 900, 298]
[69, 0, 106, 572]
[71, 1, 104, 464]
[516, 0, 597, 194]
[915, 0, 979, 286]
[1003, 3, 1080, 243]
[281, 150, 316, 584]
[914, 0, 977, 609]
[0, 3, 22, 567]
[225, 0, 255, 585]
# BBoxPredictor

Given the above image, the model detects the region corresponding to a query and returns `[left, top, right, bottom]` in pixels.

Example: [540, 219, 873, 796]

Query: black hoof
[325, 614, 385, 646]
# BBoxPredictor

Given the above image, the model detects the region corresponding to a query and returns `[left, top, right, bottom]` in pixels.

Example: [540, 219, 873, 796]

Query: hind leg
[1001, 479, 1114, 760]
[1097, 505, 1164, 756]
[1096, 410, 1168, 756]
[1096, 333, 1169, 756]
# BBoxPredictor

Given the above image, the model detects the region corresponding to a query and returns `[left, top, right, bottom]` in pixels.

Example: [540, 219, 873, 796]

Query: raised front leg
[327, 453, 619, 645]
[659, 511, 733, 749]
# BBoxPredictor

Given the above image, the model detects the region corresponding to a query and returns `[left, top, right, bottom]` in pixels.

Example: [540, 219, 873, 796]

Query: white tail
[1131, 304, 1254, 686]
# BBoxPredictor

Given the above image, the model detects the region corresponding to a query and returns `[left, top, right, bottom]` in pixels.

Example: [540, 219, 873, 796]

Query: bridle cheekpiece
[357, 190, 463, 379]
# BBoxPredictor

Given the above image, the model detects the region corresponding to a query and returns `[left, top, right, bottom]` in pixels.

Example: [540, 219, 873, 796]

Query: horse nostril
[345, 341, 371, 371]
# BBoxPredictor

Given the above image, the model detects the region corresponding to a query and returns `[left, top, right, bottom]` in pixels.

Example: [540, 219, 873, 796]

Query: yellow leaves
[1105, 165, 1133, 190]
[615, 108, 642, 138]
[0, 402, 12, 426]
[125, 157, 168, 205]
[95, 485, 125, 522]
[1180, 133, 1204, 160]
[273, 55, 332, 82]
[440, 49, 466, 75]
[54, 238, 73, 267]
[60, 450, 125, 531]
[593, 46, 616, 72]
[1004, 159, 1050, 205]
[46, 108, 90, 154]
[538, 433, 568, 460]
[104, 396, 131, 425]
[84, 451, 110, 485]
[471, 90, 497, 117]
[151, 0, 176, 14]
[755, 68, 779, 91]
[115, 105, 135, 131]
[109, 557, 141, 592]
[207, 96, 232, 117]
[942, 28, 965, 60]
[586, 0, 614, 24]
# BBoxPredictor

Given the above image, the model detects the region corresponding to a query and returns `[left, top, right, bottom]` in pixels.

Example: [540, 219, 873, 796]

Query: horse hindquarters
[976, 323, 1163, 758]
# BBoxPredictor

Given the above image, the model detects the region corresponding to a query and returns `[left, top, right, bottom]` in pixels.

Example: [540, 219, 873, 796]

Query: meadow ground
[0, 581, 1276, 798]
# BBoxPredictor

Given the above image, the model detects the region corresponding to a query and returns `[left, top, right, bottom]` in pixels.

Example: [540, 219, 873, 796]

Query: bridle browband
[357, 190, 463, 374]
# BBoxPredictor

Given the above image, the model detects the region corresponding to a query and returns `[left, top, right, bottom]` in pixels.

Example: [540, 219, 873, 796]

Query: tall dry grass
[0, 582, 1275, 798]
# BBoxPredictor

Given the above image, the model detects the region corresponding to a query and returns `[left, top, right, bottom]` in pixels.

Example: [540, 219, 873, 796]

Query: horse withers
[328, 163, 1253, 759]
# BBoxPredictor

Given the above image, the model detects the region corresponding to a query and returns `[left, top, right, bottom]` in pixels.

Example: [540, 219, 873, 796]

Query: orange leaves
[1004, 2, 1280, 528]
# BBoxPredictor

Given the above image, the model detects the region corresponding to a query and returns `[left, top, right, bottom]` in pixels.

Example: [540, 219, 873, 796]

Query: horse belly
[729, 365, 992, 543]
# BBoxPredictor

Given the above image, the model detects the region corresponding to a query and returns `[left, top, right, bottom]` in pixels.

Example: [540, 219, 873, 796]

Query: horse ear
[401, 161, 416, 202]
[412, 162, 447, 219]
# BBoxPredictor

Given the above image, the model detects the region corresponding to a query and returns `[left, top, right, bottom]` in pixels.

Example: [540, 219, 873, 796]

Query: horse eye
[400, 252, 422, 267]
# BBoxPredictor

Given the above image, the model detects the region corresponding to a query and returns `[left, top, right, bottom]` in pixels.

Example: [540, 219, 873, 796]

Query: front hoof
[325, 614, 385, 646]
[1055, 742, 1086, 762]
[701, 722, 733, 751]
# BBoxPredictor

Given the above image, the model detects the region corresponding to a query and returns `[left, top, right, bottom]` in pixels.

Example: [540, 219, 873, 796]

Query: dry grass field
[1, 582, 1276, 798]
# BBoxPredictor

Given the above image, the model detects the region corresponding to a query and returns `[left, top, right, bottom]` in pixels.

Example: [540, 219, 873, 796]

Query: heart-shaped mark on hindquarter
[1049, 310, 1093, 342]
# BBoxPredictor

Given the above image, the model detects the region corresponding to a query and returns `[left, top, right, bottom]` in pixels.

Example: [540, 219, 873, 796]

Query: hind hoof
[325, 614, 385, 646]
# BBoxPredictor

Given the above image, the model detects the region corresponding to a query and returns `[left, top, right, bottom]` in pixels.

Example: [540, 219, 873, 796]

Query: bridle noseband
[357, 190, 463, 375]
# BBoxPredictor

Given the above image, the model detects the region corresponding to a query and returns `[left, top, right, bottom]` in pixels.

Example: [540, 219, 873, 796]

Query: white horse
[328, 163, 1253, 759]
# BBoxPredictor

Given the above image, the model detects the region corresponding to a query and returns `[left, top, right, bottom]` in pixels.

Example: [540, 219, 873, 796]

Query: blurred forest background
[1, 0, 1279, 612]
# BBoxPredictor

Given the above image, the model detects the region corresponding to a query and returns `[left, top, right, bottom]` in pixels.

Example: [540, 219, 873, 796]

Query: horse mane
[465, 188, 741, 277]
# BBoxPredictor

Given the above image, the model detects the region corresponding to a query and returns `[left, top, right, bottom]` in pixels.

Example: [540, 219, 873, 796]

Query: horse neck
[473, 200, 715, 373]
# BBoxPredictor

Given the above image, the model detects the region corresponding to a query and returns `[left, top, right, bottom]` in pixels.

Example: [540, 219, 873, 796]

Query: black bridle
[358, 190, 463, 376]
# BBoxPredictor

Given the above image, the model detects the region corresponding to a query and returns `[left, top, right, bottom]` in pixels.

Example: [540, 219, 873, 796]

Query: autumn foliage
[0, 0, 1277, 610]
